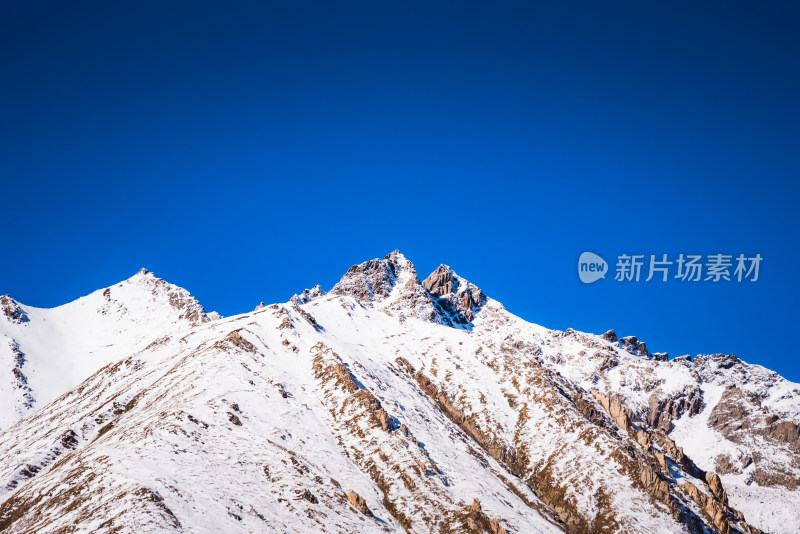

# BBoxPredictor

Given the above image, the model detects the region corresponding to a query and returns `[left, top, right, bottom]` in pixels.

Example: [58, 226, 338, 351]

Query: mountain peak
[110, 269, 214, 326]
[330, 253, 489, 327]
[423, 265, 486, 324]
[384, 249, 406, 263]
[329, 251, 447, 323]
[330, 250, 414, 303]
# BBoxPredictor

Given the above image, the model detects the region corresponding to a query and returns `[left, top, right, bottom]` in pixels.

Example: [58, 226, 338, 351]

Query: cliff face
[0, 252, 796, 534]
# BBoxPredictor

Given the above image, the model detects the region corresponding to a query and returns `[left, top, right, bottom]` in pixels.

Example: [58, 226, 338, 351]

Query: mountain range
[0, 251, 797, 534]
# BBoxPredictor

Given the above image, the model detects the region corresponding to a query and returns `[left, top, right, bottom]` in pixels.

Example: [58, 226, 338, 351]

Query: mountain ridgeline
[0, 251, 797, 534]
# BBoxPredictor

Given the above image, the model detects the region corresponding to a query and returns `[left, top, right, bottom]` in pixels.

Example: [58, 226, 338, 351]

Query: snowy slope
[513, 323, 800, 534]
[0, 269, 217, 430]
[0, 251, 796, 534]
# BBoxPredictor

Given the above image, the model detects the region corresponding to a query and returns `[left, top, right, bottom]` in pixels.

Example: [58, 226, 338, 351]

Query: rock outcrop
[423, 265, 486, 325]
[0, 297, 27, 324]
[291, 285, 325, 305]
[601, 329, 617, 343]
[618, 335, 649, 357]
[331, 252, 403, 303]
[462, 499, 510, 534]
[346, 490, 373, 517]
[647, 387, 704, 433]
[331, 251, 443, 324]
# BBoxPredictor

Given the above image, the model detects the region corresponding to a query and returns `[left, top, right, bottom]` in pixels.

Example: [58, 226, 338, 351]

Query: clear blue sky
[2, 2, 799, 380]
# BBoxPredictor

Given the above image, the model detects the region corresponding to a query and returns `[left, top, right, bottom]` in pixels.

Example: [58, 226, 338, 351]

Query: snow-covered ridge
[0, 268, 219, 430]
[0, 251, 797, 534]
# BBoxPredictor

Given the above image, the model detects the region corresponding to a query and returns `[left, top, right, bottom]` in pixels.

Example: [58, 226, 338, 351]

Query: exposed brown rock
[290, 285, 325, 305]
[638, 465, 671, 503]
[619, 336, 649, 357]
[298, 488, 318, 504]
[709, 385, 800, 484]
[647, 387, 703, 433]
[423, 265, 486, 324]
[146, 276, 209, 325]
[6, 341, 33, 410]
[291, 303, 323, 332]
[375, 408, 390, 432]
[333, 363, 360, 394]
[346, 490, 373, 516]
[601, 329, 617, 343]
[753, 466, 800, 490]
[598, 352, 619, 372]
[330, 251, 443, 324]
[763, 419, 800, 448]
[680, 481, 732, 534]
[452, 498, 510, 534]
[695, 353, 739, 371]
[653, 432, 706, 480]
[143, 335, 171, 351]
[398, 359, 591, 531]
[705, 472, 727, 505]
[313, 344, 395, 433]
[404, 364, 519, 472]
[653, 451, 668, 471]
[635, 429, 650, 448]
[59, 430, 79, 450]
[589, 388, 763, 534]
[220, 330, 257, 353]
[0, 296, 28, 324]
[423, 265, 458, 296]
[591, 391, 633, 431]
[468, 498, 482, 515]
[331, 253, 400, 303]
[714, 454, 741, 475]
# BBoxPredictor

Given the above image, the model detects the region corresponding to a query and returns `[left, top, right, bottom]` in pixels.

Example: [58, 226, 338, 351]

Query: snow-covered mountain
[0, 252, 797, 534]
[0, 269, 217, 431]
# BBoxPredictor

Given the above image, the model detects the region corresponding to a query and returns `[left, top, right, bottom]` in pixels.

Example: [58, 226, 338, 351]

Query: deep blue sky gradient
[2, 2, 799, 380]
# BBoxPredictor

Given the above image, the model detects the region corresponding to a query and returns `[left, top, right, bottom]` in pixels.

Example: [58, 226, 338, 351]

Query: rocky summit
[0, 251, 797, 534]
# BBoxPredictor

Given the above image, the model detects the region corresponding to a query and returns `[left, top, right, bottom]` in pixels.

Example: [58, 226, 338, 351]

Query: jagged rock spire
[423, 265, 486, 324]
[291, 285, 325, 305]
[330, 250, 410, 303]
[330, 251, 445, 323]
